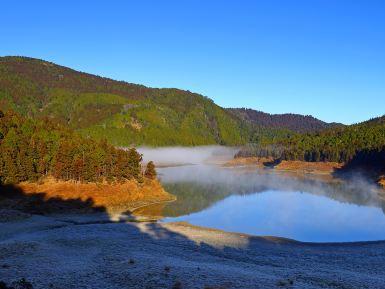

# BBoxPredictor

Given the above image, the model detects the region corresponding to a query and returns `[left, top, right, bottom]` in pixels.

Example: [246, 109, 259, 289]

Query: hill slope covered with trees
[236, 116, 385, 178]
[0, 110, 155, 185]
[0, 57, 254, 146]
[228, 108, 343, 133]
[1, 56, 341, 146]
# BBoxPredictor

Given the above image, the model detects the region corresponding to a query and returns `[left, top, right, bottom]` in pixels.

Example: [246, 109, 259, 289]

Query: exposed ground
[273, 160, 343, 174]
[223, 157, 273, 168]
[4, 178, 175, 215]
[225, 158, 342, 175]
[1, 212, 385, 289]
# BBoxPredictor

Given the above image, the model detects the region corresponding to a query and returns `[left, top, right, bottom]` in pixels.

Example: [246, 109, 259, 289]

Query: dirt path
[1, 213, 385, 289]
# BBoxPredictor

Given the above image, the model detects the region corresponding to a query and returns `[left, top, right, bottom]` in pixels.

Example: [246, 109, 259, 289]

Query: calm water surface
[138, 164, 385, 242]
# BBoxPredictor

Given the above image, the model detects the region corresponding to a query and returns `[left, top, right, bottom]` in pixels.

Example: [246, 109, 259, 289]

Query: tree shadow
[0, 184, 106, 215]
[333, 148, 385, 182]
[262, 158, 282, 168]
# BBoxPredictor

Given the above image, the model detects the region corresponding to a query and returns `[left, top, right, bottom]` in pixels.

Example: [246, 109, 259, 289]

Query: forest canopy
[0, 110, 154, 185]
[236, 116, 385, 172]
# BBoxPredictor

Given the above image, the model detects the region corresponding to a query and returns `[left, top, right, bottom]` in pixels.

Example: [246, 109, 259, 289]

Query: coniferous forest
[0, 110, 155, 185]
[236, 116, 385, 173]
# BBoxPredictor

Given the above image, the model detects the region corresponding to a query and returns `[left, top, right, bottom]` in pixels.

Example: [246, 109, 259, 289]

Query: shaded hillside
[0, 56, 251, 146]
[228, 108, 342, 133]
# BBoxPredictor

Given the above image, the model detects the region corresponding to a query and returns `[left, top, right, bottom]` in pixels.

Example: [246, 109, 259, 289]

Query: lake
[137, 164, 385, 242]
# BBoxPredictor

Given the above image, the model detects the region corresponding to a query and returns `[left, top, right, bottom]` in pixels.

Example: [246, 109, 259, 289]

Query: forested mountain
[228, 108, 343, 133]
[236, 116, 385, 175]
[0, 110, 155, 184]
[0, 56, 254, 146]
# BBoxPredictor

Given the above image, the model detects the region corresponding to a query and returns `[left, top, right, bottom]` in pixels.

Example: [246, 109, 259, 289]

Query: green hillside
[0, 110, 146, 184]
[0, 56, 252, 146]
[237, 115, 385, 176]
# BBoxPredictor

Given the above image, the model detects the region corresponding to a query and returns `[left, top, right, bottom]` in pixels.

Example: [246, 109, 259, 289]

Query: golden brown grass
[223, 157, 273, 167]
[275, 160, 343, 174]
[225, 157, 342, 175]
[17, 177, 175, 214]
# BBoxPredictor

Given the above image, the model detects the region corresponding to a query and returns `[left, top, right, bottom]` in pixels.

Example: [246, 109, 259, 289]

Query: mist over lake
[136, 146, 385, 242]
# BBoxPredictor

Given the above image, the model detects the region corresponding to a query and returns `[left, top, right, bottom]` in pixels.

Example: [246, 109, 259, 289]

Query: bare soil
[274, 160, 343, 174]
[226, 157, 343, 175]
[223, 157, 273, 168]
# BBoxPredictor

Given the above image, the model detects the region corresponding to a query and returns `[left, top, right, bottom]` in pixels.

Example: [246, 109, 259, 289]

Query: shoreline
[225, 157, 385, 188]
[224, 157, 342, 175]
[165, 221, 385, 245]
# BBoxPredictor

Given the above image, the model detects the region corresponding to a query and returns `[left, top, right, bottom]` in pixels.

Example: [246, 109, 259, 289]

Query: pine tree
[144, 161, 157, 179]
[127, 148, 142, 180]
[0, 111, 156, 185]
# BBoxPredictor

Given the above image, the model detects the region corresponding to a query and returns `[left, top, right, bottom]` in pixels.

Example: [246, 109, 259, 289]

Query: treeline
[0, 110, 156, 185]
[236, 118, 385, 169]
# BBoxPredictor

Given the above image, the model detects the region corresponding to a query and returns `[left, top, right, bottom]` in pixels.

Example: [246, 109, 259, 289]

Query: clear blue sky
[1, 0, 384, 124]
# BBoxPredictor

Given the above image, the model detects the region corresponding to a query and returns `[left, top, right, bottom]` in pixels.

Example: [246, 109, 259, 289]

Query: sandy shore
[1, 212, 385, 289]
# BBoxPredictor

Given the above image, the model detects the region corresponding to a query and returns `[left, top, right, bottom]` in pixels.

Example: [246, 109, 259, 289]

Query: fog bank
[138, 146, 237, 166]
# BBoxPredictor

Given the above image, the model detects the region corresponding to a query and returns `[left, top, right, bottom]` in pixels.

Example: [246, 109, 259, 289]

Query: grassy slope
[14, 178, 174, 215]
[0, 56, 250, 146]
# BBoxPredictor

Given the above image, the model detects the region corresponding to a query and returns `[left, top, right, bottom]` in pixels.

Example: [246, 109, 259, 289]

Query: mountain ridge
[0, 56, 340, 146]
[227, 107, 343, 133]
[0, 56, 249, 146]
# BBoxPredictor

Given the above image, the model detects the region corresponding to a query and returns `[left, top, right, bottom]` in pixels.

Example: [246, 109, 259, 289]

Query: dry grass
[17, 177, 175, 214]
[275, 160, 343, 174]
[223, 157, 273, 167]
[225, 157, 342, 175]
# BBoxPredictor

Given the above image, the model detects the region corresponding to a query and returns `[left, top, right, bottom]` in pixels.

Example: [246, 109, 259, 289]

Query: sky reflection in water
[150, 165, 385, 242]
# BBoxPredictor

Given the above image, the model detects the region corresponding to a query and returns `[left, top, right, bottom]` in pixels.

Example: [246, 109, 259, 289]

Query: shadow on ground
[333, 148, 385, 182]
[0, 184, 105, 215]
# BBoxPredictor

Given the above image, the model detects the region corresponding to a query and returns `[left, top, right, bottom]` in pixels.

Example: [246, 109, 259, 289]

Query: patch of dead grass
[16, 177, 174, 214]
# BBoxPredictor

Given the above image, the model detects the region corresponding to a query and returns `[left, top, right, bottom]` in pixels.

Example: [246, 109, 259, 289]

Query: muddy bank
[1, 213, 385, 289]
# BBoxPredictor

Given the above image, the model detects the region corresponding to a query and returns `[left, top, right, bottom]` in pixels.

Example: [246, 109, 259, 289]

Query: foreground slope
[0, 56, 247, 146]
[1, 213, 385, 289]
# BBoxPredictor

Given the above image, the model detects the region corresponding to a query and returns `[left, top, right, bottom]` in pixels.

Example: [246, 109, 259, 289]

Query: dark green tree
[144, 161, 157, 179]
